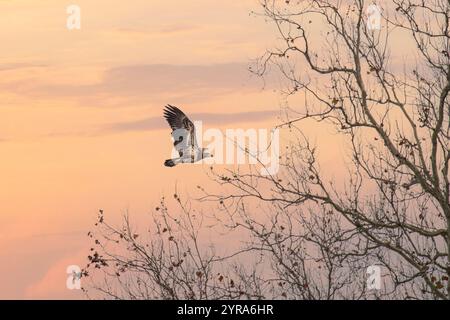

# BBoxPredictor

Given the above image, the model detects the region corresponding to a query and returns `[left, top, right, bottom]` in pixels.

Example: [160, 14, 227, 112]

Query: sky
[0, 0, 412, 299]
[0, 0, 288, 299]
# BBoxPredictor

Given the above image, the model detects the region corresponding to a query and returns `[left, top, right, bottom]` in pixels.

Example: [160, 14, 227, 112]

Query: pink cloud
[25, 249, 88, 300]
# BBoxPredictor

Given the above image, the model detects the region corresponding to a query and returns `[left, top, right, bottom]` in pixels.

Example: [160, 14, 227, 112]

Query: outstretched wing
[163, 105, 197, 157]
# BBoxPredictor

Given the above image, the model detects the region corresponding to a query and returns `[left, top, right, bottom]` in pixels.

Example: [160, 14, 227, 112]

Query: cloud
[38, 110, 279, 139]
[158, 23, 199, 34]
[1, 63, 263, 106]
[115, 23, 199, 36]
[24, 249, 87, 299]
[98, 63, 254, 94]
[0, 63, 46, 72]
[103, 110, 279, 133]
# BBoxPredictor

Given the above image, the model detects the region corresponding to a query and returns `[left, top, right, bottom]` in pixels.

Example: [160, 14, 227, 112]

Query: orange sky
[0, 0, 282, 299]
[0, 0, 414, 299]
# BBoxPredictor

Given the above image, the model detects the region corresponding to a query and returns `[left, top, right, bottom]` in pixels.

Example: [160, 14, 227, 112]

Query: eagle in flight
[163, 105, 213, 167]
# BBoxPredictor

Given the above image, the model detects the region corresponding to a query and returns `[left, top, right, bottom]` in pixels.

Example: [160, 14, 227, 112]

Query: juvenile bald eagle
[163, 105, 213, 167]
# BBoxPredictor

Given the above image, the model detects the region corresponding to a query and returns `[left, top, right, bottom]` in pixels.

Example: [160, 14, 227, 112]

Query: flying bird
[163, 105, 213, 167]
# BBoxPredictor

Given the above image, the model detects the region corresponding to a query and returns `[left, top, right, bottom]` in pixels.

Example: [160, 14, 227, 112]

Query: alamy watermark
[367, 3, 382, 30]
[66, 265, 82, 290]
[366, 265, 381, 290]
[170, 121, 280, 175]
[66, 5, 81, 30]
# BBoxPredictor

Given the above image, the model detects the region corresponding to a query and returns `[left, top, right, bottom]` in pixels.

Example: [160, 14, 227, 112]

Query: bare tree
[84, 194, 374, 299]
[85, 0, 449, 300]
[83, 201, 268, 300]
[204, 0, 449, 299]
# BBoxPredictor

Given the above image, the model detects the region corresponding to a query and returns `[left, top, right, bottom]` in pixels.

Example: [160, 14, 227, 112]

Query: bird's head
[202, 148, 214, 159]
